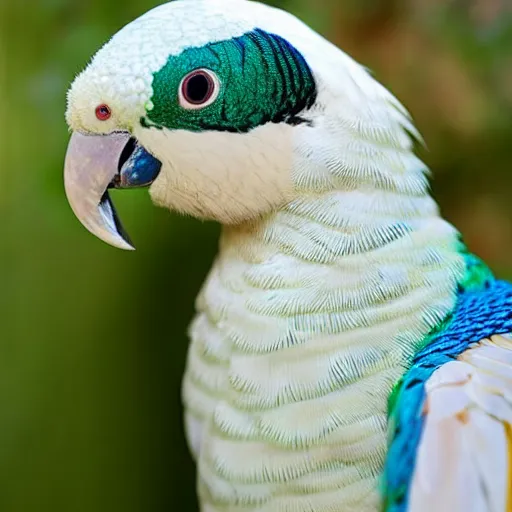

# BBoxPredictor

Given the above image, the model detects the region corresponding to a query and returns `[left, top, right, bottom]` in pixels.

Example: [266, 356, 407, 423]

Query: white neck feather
[182, 175, 465, 510]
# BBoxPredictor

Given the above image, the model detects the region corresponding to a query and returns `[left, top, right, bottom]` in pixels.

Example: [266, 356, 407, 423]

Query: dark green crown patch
[143, 29, 317, 133]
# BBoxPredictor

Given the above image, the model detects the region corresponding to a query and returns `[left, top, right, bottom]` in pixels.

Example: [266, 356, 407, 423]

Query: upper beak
[64, 132, 162, 250]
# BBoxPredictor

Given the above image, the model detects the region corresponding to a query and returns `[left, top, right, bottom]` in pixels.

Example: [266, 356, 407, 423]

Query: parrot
[63, 0, 512, 511]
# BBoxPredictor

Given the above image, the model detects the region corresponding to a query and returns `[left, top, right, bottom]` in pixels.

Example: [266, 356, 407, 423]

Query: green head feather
[143, 29, 317, 133]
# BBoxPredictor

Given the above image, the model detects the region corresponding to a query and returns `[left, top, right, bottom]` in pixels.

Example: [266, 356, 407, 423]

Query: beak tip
[100, 232, 136, 251]
[122, 242, 136, 252]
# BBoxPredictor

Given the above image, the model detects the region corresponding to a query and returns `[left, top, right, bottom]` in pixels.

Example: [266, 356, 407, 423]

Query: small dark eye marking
[179, 69, 219, 110]
[95, 104, 112, 121]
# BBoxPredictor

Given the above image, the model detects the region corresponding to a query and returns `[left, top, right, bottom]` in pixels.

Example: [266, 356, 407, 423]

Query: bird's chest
[178, 210, 465, 511]
[181, 262, 400, 512]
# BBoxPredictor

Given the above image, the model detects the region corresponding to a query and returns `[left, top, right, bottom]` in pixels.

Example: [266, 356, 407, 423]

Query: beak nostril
[118, 137, 137, 171]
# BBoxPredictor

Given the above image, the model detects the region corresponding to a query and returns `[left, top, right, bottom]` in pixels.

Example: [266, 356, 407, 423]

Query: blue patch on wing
[384, 279, 512, 512]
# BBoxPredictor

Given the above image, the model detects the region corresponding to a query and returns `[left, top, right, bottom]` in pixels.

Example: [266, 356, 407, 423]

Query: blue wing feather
[384, 279, 512, 511]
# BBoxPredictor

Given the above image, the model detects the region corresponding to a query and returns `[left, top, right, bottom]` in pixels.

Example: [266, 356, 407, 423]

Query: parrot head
[65, 0, 418, 249]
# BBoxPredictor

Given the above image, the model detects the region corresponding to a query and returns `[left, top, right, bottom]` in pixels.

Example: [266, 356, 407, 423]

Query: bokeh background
[1, 0, 511, 510]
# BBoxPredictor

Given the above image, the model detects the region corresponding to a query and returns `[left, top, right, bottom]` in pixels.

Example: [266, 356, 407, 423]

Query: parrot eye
[95, 104, 112, 121]
[179, 69, 219, 110]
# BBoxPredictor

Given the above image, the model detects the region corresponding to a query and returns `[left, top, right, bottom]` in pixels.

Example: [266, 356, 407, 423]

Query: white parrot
[63, 1, 512, 511]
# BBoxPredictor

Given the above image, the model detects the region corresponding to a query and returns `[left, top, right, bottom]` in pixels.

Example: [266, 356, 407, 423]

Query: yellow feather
[505, 422, 512, 512]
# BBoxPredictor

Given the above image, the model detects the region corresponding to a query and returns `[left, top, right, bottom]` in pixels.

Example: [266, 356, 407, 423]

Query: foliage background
[1, 0, 511, 510]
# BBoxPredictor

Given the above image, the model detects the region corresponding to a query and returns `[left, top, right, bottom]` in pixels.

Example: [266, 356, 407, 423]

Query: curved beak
[64, 132, 162, 250]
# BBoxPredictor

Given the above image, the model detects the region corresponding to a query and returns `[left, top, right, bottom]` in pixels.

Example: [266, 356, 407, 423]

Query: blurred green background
[1, 0, 511, 510]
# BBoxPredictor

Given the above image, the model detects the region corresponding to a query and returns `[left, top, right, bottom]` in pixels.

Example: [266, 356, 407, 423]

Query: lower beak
[63, 132, 162, 250]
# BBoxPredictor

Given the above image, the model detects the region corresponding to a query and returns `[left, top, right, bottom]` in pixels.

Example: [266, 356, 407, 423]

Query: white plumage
[64, 2, 494, 510]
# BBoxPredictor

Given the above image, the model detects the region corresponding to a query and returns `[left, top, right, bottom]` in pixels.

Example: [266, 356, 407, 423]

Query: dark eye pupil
[184, 72, 213, 104]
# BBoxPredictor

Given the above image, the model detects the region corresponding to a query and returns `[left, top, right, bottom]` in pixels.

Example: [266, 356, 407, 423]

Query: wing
[408, 334, 512, 512]
[384, 279, 512, 512]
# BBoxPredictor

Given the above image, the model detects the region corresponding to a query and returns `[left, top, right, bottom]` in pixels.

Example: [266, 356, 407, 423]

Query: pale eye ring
[179, 69, 220, 110]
